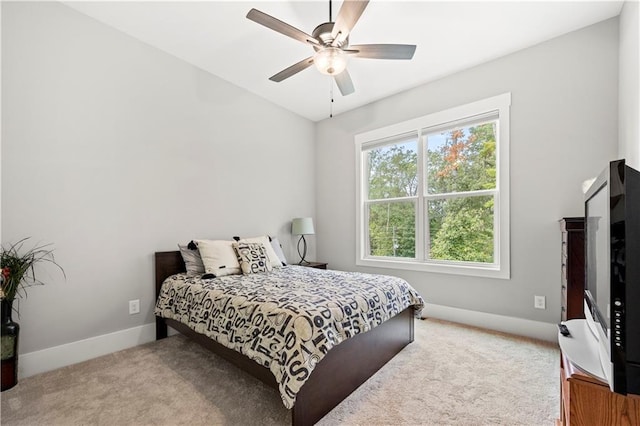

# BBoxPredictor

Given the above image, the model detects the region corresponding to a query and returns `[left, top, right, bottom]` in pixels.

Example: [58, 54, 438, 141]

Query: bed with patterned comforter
[154, 265, 424, 409]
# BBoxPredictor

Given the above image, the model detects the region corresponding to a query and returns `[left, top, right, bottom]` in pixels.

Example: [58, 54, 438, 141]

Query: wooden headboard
[154, 251, 185, 299]
[154, 251, 185, 340]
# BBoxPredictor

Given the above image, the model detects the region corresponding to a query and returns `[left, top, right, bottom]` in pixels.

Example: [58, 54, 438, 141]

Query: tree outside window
[366, 140, 417, 258]
[426, 122, 497, 263]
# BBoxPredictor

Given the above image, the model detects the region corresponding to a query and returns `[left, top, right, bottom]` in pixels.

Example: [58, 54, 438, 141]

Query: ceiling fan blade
[334, 69, 355, 96]
[331, 0, 370, 46]
[247, 9, 319, 46]
[349, 44, 417, 60]
[269, 56, 315, 82]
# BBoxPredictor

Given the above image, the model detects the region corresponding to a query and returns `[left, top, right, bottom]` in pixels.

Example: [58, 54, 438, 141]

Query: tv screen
[585, 182, 610, 334]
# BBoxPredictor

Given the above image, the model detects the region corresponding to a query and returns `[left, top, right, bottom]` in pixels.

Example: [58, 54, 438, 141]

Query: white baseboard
[19, 323, 156, 379]
[18, 305, 557, 380]
[423, 303, 559, 343]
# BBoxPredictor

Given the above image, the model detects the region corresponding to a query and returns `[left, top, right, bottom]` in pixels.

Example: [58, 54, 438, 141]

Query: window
[355, 94, 511, 278]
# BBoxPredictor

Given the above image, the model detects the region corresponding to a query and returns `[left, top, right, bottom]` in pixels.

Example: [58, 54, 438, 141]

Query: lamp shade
[292, 217, 315, 235]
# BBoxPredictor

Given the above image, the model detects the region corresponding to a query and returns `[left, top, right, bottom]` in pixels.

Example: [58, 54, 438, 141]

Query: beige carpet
[1, 318, 559, 425]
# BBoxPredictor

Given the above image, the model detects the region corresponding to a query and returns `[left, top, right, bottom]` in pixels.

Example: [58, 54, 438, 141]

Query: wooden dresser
[560, 217, 585, 321]
[558, 220, 640, 425]
[558, 353, 640, 425]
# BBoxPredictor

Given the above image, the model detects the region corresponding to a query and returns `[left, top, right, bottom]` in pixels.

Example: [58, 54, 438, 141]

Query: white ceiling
[64, 1, 623, 122]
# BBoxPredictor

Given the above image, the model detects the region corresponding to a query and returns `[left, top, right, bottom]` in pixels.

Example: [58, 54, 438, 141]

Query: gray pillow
[178, 242, 205, 274]
[269, 236, 288, 266]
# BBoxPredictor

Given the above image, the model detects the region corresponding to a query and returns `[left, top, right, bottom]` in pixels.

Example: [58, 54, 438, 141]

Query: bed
[154, 250, 423, 425]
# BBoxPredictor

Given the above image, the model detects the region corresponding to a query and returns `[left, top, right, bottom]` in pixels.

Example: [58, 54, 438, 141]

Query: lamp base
[297, 235, 310, 265]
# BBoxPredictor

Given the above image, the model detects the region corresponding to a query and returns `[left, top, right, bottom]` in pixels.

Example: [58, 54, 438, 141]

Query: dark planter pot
[1, 299, 19, 391]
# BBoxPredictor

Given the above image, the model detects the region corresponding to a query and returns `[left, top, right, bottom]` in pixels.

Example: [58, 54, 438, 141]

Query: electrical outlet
[129, 299, 140, 315]
[534, 295, 546, 310]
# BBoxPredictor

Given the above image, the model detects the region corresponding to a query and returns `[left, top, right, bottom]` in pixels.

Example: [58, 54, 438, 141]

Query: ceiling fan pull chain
[330, 80, 334, 118]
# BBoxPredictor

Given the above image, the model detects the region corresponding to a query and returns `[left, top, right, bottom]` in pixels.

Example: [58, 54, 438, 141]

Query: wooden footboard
[154, 251, 414, 426]
[292, 307, 413, 425]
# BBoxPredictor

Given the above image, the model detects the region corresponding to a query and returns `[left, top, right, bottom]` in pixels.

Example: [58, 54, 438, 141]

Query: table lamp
[291, 217, 315, 265]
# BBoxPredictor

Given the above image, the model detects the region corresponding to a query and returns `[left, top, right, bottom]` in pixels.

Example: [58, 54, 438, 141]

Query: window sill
[356, 257, 510, 279]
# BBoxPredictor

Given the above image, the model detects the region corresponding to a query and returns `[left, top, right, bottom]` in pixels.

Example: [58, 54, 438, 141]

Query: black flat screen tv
[584, 159, 640, 395]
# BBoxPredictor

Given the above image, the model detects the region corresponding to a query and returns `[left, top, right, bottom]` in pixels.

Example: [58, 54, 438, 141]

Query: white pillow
[195, 239, 241, 277]
[239, 235, 282, 269]
[269, 236, 288, 266]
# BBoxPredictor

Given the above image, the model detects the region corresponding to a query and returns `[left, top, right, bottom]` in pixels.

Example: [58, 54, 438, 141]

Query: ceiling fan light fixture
[313, 47, 348, 76]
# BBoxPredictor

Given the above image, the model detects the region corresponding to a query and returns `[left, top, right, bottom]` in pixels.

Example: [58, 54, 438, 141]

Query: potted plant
[1, 238, 64, 391]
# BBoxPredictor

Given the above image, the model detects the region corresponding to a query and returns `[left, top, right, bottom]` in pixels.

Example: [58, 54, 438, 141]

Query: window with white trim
[355, 94, 511, 279]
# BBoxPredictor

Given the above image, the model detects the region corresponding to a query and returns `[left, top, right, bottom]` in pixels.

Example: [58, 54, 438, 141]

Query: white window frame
[355, 93, 511, 279]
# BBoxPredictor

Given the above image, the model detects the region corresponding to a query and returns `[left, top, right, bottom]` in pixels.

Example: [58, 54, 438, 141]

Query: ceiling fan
[246, 0, 416, 96]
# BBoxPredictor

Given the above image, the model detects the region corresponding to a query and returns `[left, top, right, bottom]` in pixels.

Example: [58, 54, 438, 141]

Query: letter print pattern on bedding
[155, 266, 424, 409]
[232, 242, 273, 274]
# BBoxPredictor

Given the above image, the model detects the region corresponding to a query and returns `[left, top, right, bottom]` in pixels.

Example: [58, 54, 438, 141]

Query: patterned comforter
[154, 265, 424, 409]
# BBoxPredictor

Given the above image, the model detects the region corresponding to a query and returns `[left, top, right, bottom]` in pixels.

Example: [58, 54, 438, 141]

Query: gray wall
[619, 1, 639, 169]
[315, 18, 619, 325]
[1, 1, 631, 356]
[1, 2, 315, 354]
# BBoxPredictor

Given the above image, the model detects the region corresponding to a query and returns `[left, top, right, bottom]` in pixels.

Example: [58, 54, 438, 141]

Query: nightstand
[299, 262, 327, 270]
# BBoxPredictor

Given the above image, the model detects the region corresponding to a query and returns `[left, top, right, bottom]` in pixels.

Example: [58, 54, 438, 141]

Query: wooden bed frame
[154, 251, 415, 426]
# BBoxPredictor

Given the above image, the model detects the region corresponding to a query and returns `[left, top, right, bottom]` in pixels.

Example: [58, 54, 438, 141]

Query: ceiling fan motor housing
[312, 22, 348, 49]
